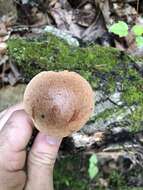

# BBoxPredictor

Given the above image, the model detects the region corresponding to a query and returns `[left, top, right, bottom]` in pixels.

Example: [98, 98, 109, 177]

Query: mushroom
[23, 71, 94, 137]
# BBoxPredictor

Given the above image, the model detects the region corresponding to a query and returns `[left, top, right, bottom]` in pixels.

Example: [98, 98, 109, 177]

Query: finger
[0, 110, 33, 171]
[0, 170, 26, 190]
[25, 133, 62, 190]
[0, 103, 24, 131]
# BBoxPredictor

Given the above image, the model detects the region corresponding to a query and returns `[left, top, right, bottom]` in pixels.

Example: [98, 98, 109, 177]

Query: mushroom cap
[23, 71, 94, 137]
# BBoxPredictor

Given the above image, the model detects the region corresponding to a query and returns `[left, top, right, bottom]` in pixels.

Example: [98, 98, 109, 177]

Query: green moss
[89, 107, 119, 123]
[121, 67, 143, 131]
[8, 34, 119, 81]
[108, 170, 127, 189]
[122, 68, 143, 105]
[7, 34, 143, 132]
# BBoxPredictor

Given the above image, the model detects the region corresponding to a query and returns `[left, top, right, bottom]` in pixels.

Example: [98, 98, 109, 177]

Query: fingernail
[36, 133, 62, 146]
[45, 135, 62, 145]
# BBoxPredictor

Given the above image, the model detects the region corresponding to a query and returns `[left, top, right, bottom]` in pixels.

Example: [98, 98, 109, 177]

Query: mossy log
[8, 34, 143, 133]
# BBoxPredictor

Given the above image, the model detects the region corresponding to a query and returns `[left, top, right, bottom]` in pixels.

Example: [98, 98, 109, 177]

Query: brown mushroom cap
[23, 71, 94, 137]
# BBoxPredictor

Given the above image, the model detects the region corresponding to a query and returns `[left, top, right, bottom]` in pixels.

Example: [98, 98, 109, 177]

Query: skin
[0, 103, 62, 190]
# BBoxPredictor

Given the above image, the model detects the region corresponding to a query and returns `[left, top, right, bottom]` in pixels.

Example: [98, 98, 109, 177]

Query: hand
[0, 103, 62, 190]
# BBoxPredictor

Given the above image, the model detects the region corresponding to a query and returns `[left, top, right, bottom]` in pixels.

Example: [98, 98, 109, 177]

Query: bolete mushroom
[23, 71, 94, 137]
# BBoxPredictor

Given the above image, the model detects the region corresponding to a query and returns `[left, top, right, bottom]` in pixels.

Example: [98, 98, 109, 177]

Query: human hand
[0, 103, 62, 190]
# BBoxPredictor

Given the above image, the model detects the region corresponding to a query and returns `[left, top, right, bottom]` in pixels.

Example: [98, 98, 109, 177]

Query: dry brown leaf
[81, 12, 107, 42]
[50, 7, 83, 38]
[73, 8, 96, 27]
[112, 2, 137, 23]
[99, 0, 110, 25]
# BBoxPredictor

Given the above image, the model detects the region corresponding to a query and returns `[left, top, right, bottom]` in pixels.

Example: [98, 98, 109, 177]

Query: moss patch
[8, 34, 119, 81]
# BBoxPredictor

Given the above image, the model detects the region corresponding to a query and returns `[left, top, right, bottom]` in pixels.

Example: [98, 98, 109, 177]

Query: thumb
[25, 133, 62, 190]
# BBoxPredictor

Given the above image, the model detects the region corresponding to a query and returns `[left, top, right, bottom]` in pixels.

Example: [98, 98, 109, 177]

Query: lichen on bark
[7, 34, 143, 132]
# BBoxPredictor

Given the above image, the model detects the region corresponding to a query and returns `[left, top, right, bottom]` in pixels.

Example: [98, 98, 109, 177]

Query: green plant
[132, 25, 143, 47]
[88, 154, 99, 179]
[132, 25, 143, 36]
[109, 21, 143, 47]
[135, 36, 143, 47]
[109, 21, 129, 37]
